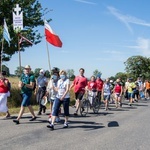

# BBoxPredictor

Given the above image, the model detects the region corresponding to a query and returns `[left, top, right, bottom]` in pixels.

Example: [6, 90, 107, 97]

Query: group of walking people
[0, 65, 149, 131]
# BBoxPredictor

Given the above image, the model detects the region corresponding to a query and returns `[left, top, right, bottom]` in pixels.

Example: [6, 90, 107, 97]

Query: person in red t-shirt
[96, 75, 104, 102]
[86, 76, 97, 105]
[113, 79, 123, 108]
[0, 72, 10, 118]
[70, 68, 87, 115]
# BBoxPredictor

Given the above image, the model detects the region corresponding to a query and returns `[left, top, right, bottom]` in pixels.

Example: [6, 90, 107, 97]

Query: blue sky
[6, 0, 150, 78]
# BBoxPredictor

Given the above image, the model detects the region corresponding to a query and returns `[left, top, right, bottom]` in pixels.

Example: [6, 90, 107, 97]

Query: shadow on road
[68, 120, 105, 130]
[108, 121, 119, 127]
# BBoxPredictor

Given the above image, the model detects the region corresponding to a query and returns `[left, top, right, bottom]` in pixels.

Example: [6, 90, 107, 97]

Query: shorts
[103, 95, 110, 101]
[132, 90, 139, 98]
[21, 92, 32, 107]
[128, 92, 133, 99]
[75, 92, 84, 100]
[114, 93, 121, 98]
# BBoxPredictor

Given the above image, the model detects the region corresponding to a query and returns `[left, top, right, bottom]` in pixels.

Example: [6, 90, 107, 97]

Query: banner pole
[1, 39, 4, 72]
[18, 35, 22, 75]
[45, 40, 51, 72]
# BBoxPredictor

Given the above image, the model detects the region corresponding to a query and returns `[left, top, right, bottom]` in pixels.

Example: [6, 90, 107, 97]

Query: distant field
[8, 76, 19, 88]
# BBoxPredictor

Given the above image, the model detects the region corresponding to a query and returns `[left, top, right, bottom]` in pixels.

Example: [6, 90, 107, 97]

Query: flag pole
[45, 40, 51, 72]
[0, 39, 4, 72]
[18, 34, 22, 75]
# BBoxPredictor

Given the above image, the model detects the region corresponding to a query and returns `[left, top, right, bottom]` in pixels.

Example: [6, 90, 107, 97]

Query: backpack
[7, 81, 11, 91]
[29, 74, 36, 91]
[4, 78, 11, 91]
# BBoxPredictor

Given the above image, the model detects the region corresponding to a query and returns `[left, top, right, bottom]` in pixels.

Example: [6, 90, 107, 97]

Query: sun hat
[110, 80, 113, 83]
[24, 65, 31, 69]
[59, 70, 67, 75]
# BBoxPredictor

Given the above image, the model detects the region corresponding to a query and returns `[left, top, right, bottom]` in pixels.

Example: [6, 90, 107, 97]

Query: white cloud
[127, 37, 150, 56]
[74, 0, 96, 5]
[102, 50, 122, 54]
[134, 38, 150, 56]
[107, 6, 150, 33]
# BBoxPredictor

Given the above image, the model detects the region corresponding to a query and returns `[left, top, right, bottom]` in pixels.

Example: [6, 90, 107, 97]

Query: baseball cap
[40, 69, 45, 74]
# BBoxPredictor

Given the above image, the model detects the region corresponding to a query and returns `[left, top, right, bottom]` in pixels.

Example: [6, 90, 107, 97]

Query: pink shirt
[114, 84, 122, 93]
[73, 76, 87, 93]
[0, 79, 9, 93]
[96, 79, 104, 91]
[87, 81, 97, 91]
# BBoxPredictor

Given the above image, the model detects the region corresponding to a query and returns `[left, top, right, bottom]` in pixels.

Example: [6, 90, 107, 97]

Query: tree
[0, 1, 51, 66]
[115, 72, 128, 82]
[34, 68, 50, 78]
[15, 66, 24, 77]
[45, 70, 50, 78]
[66, 69, 74, 79]
[34, 68, 41, 78]
[2, 65, 10, 76]
[124, 55, 150, 80]
[93, 69, 102, 77]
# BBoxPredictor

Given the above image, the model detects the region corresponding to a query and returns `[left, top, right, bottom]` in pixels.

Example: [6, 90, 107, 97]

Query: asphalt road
[0, 99, 150, 150]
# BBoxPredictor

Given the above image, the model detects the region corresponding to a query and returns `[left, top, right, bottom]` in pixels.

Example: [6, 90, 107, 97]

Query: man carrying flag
[3, 19, 11, 46]
[44, 20, 62, 47]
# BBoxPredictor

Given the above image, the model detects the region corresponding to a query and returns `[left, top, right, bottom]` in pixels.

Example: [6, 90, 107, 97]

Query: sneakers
[74, 112, 78, 116]
[13, 119, 20, 124]
[128, 103, 132, 106]
[55, 117, 61, 123]
[5, 114, 11, 118]
[104, 108, 108, 111]
[81, 107, 85, 113]
[37, 112, 42, 115]
[47, 124, 54, 131]
[63, 123, 69, 128]
[104, 107, 111, 111]
[29, 117, 37, 121]
[120, 103, 122, 107]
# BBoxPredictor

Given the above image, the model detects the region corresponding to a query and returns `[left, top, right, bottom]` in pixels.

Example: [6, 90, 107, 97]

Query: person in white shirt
[102, 78, 111, 111]
[47, 70, 70, 130]
[46, 70, 60, 122]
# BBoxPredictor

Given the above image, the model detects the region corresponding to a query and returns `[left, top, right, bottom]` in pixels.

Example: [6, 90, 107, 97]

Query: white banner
[13, 4, 23, 31]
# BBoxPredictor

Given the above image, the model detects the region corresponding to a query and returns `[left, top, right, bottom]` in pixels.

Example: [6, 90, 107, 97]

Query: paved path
[0, 99, 150, 150]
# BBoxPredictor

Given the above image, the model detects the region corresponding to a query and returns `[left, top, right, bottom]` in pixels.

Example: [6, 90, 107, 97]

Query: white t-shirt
[103, 83, 111, 95]
[47, 79, 57, 100]
[56, 78, 70, 99]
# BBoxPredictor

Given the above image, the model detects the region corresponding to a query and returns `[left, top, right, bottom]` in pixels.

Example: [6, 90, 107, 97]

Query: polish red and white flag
[44, 20, 62, 47]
